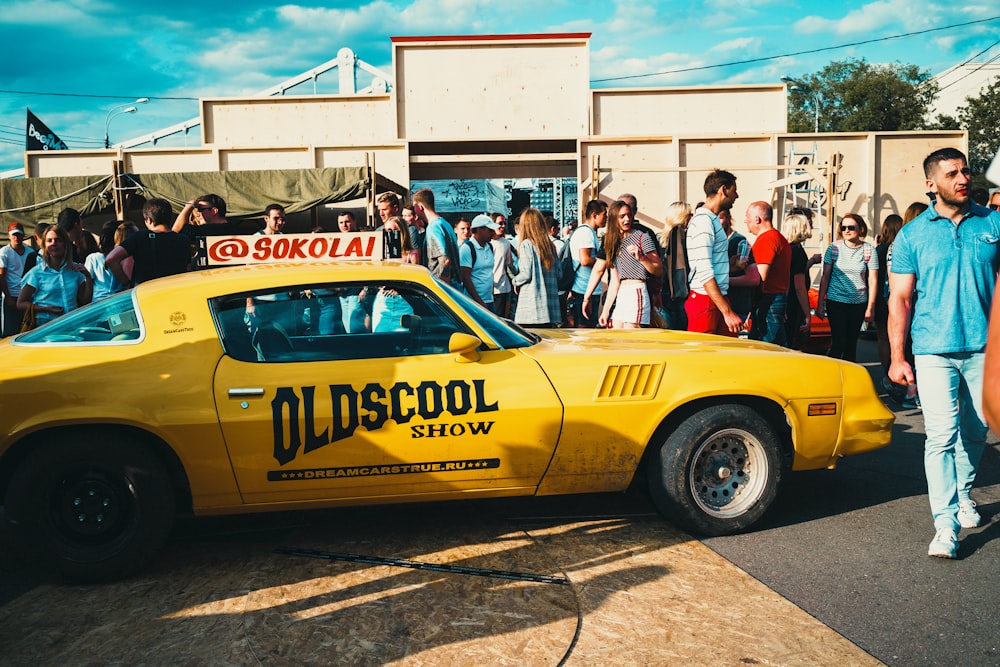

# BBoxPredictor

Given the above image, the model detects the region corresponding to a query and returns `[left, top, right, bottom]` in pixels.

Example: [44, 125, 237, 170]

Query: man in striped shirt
[685, 170, 743, 336]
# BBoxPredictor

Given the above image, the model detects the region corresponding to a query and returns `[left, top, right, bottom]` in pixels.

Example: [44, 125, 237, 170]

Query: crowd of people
[0, 173, 985, 358]
[408, 152, 996, 563]
[3, 149, 999, 562]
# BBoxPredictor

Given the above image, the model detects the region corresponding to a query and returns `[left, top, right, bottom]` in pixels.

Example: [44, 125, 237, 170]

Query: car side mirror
[449, 332, 482, 363]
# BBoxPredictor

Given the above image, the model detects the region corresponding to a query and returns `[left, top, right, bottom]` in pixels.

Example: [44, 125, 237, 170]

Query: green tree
[956, 78, 1000, 183]
[927, 114, 959, 131]
[786, 58, 938, 133]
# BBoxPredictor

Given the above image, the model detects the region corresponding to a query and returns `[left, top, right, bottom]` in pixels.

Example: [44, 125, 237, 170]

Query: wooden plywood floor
[0, 500, 881, 666]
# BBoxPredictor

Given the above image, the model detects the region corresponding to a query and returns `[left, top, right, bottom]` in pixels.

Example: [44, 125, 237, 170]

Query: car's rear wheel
[4, 435, 174, 581]
[648, 404, 783, 536]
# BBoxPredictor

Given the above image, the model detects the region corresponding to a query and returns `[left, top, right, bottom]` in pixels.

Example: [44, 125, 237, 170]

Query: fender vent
[595, 363, 664, 401]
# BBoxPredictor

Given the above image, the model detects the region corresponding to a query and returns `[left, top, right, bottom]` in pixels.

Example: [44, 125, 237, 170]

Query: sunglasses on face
[990, 204, 1000, 211]
[841, 225, 857, 231]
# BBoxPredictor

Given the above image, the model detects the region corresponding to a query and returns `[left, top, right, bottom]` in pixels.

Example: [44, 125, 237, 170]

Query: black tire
[4, 434, 175, 581]
[648, 404, 783, 536]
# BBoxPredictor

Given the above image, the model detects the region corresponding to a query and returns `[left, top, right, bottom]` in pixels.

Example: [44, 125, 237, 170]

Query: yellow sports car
[0, 262, 893, 580]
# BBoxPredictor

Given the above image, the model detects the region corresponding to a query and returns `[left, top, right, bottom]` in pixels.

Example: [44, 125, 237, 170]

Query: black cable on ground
[516, 527, 584, 667]
[274, 546, 569, 585]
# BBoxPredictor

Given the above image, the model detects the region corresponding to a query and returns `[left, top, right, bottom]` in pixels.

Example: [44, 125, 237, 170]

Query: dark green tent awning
[0, 166, 370, 235]
[0, 175, 113, 231]
[126, 166, 369, 218]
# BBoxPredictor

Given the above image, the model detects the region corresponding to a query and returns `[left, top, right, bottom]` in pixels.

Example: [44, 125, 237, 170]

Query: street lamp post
[104, 98, 149, 148]
[781, 77, 820, 133]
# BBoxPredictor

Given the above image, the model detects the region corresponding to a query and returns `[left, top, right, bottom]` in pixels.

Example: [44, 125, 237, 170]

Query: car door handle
[228, 388, 265, 398]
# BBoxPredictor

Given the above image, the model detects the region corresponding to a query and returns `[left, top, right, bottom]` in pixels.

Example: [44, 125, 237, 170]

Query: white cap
[470, 214, 499, 231]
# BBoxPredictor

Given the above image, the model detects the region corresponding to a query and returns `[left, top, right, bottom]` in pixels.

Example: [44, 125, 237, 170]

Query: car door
[211, 279, 563, 505]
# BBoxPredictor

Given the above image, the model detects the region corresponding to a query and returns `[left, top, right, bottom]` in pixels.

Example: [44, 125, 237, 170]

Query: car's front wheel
[648, 404, 783, 536]
[4, 434, 175, 581]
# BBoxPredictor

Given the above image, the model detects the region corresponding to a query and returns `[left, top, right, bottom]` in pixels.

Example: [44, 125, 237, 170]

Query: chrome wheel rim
[689, 428, 769, 518]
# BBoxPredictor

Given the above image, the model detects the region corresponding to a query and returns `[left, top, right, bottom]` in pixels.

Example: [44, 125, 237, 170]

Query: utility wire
[934, 46, 1000, 94]
[1, 122, 123, 145]
[592, 15, 1000, 83]
[0, 90, 197, 101]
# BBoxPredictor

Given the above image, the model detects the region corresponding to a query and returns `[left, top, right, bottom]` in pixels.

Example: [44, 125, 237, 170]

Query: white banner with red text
[202, 232, 384, 267]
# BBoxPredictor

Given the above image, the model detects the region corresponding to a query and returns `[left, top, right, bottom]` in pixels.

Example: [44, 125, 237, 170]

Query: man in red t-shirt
[745, 201, 791, 345]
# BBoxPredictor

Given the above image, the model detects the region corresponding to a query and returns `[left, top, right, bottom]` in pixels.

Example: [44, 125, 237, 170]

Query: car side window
[15, 291, 143, 345]
[210, 281, 472, 363]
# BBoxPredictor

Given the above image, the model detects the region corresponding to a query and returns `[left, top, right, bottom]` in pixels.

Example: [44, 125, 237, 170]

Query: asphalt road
[1, 339, 997, 665]
[703, 339, 1000, 667]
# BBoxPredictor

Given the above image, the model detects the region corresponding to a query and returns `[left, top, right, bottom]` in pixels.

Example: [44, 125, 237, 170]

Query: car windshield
[15, 291, 143, 345]
[435, 279, 538, 348]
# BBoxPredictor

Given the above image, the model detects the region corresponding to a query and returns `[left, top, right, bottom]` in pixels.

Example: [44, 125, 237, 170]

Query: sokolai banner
[26, 108, 68, 151]
[203, 232, 383, 267]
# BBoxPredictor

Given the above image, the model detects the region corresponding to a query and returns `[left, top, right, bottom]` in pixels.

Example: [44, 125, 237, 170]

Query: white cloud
[0, 0, 112, 27]
[711, 37, 762, 53]
[933, 35, 960, 51]
[275, 1, 394, 34]
[591, 48, 708, 86]
[605, 0, 670, 40]
[794, 0, 937, 36]
[549, 18, 599, 33]
[712, 0, 788, 8]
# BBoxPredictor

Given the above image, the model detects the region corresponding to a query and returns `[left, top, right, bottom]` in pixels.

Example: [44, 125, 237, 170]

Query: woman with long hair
[600, 200, 662, 328]
[902, 201, 928, 224]
[18, 226, 93, 327]
[384, 215, 419, 264]
[874, 214, 904, 378]
[512, 207, 562, 326]
[886, 202, 927, 408]
[114, 221, 140, 278]
[783, 213, 813, 349]
[658, 201, 691, 330]
[85, 220, 126, 300]
[370, 215, 417, 332]
[816, 213, 878, 361]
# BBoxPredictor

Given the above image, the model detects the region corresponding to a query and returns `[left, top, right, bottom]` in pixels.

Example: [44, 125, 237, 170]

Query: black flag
[26, 108, 69, 151]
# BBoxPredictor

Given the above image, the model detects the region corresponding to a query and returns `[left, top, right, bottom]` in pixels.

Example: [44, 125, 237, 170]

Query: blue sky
[2, 0, 999, 174]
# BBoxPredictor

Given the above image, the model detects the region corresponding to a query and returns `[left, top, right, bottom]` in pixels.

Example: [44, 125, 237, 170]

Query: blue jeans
[914, 352, 988, 532]
[751, 292, 787, 345]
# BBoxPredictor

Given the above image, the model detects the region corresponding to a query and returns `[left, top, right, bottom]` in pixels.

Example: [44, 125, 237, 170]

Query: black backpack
[557, 239, 575, 291]
[463, 239, 478, 268]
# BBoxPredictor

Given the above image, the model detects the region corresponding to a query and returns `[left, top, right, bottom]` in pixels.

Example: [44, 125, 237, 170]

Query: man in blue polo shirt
[889, 147, 1000, 559]
[459, 214, 498, 311]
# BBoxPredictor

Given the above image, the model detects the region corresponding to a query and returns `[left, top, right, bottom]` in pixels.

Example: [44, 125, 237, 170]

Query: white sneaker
[928, 527, 958, 559]
[958, 500, 981, 529]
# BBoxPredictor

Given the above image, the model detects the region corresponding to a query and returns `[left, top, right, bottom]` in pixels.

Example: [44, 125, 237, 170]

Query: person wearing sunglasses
[815, 213, 878, 362]
[171, 193, 236, 236]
